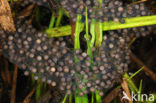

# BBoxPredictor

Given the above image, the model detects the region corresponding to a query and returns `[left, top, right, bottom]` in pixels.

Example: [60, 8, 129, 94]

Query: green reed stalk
[56, 8, 64, 27]
[46, 15, 156, 37]
[49, 12, 55, 29]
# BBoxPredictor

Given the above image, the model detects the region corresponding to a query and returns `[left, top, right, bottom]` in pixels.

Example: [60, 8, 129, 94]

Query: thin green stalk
[95, 23, 100, 47]
[56, 8, 63, 27]
[85, 7, 92, 58]
[74, 14, 82, 49]
[138, 80, 143, 94]
[46, 24, 84, 37]
[95, 90, 102, 103]
[103, 16, 156, 31]
[129, 66, 144, 80]
[75, 95, 82, 103]
[73, 8, 93, 102]
[90, 19, 96, 47]
[69, 95, 72, 103]
[49, 12, 55, 29]
[95, 22, 103, 47]
[91, 93, 94, 103]
[124, 73, 139, 92]
[124, 15, 156, 22]
[127, 82, 136, 94]
[46, 15, 156, 37]
[36, 79, 41, 100]
[98, 0, 102, 7]
[63, 9, 69, 17]
[122, 67, 144, 94]
[128, 37, 136, 47]
[99, 22, 103, 46]
[82, 94, 88, 103]
[62, 95, 67, 103]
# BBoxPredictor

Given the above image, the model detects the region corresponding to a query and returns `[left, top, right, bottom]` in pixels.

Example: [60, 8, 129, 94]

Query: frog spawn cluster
[0, 0, 155, 96]
[20, 0, 150, 23]
[60, 0, 150, 22]
[1, 19, 154, 96]
[19, 0, 154, 38]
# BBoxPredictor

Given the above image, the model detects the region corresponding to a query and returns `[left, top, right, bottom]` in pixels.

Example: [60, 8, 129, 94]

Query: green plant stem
[85, 7, 92, 58]
[69, 95, 72, 103]
[46, 15, 156, 37]
[129, 66, 144, 79]
[63, 9, 69, 17]
[91, 93, 94, 103]
[75, 95, 82, 103]
[49, 12, 55, 29]
[90, 19, 96, 47]
[118, 67, 144, 94]
[124, 73, 139, 92]
[95, 90, 101, 103]
[82, 94, 88, 103]
[128, 84, 136, 94]
[73, 8, 93, 103]
[99, 22, 103, 46]
[46, 25, 84, 37]
[95, 22, 103, 47]
[62, 95, 67, 103]
[103, 15, 156, 30]
[138, 80, 143, 94]
[36, 79, 41, 100]
[98, 0, 102, 7]
[56, 8, 63, 27]
[74, 14, 82, 49]
[128, 37, 136, 47]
